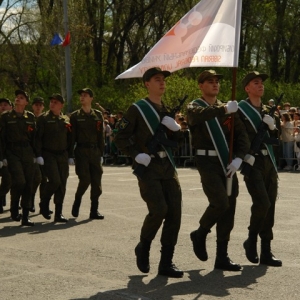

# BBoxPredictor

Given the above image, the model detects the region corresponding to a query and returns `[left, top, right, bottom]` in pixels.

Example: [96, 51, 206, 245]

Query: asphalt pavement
[0, 165, 299, 300]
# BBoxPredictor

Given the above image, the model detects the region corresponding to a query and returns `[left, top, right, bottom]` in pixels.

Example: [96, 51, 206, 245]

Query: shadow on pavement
[70, 265, 267, 300]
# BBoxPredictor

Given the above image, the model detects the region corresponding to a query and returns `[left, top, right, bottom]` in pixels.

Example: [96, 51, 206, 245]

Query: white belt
[150, 151, 167, 158]
[196, 149, 218, 156]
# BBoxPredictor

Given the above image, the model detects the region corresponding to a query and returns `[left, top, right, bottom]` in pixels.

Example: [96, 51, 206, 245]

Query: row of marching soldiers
[0, 88, 105, 226]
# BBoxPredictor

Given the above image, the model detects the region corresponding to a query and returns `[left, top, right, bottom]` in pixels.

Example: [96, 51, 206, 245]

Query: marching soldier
[70, 88, 105, 220]
[0, 90, 36, 226]
[36, 94, 72, 222]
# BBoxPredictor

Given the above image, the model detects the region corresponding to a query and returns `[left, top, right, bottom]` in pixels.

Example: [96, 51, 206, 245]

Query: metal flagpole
[62, 0, 72, 113]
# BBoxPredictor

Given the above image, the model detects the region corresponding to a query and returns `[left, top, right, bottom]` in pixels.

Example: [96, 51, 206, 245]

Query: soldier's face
[15, 94, 28, 106]
[145, 74, 166, 95]
[245, 78, 264, 97]
[50, 99, 63, 114]
[199, 77, 220, 97]
[79, 92, 93, 105]
[0, 102, 12, 112]
[32, 103, 44, 115]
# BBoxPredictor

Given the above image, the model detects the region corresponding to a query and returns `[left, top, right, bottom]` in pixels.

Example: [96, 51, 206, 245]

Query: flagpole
[62, 0, 72, 113]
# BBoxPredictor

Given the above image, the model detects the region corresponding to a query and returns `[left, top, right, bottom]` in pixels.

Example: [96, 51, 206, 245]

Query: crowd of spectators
[98, 101, 300, 171]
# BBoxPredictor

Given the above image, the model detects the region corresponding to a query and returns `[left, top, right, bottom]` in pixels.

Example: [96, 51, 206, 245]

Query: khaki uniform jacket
[114, 98, 183, 160]
[70, 108, 105, 156]
[187, 99, 250, 160]
[35, 110, 72, 157]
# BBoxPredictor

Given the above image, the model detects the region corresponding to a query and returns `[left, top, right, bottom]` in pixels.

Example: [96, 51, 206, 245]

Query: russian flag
[50, 33, 63, 46]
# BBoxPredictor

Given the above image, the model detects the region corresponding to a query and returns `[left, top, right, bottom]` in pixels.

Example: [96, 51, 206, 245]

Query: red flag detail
[62, 31, 70, 47]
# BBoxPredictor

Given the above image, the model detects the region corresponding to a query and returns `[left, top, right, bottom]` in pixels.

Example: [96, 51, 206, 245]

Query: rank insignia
[119, 118, 129, 130]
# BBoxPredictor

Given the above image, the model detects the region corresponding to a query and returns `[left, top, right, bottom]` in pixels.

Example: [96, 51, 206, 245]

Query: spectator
[294, 126, 300, 170]
[280, 112, 294, 171]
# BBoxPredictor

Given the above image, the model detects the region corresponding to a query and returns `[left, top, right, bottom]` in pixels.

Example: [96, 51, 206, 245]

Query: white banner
[116, 0, 242, 79]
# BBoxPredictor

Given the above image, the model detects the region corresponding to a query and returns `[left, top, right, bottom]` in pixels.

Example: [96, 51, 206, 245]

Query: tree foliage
[1, 0, 300, 111]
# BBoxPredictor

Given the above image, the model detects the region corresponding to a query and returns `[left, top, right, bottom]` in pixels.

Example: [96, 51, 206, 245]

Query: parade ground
[0, 165, 299, 300]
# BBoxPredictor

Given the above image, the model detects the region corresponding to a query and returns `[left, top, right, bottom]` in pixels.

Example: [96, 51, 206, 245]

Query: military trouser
[31, 165, 47, 201]
[195, 155, 239, 242]
[6, 148, 35, 212]
[137, 157, 182, 247]
[0, 166, 12, 197]
[74, 147, 103, 205]
[244, 155, 278, 241]
[41, 151, 69, 205]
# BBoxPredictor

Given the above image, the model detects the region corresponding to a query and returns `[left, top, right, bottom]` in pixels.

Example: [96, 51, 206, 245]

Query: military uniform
[0, 166, 12, 214]
[187, 97, 250, 270]
[70, 108, 105, 219]
[238, 100, 280, 261]
[0, 109, 36, 223]
[115, 97, 183, 277]
[35, 110, 72, 222]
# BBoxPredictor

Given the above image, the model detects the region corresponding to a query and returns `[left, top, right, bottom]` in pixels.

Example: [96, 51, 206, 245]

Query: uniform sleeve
[0, 115, 6, 160]
[35, 116, 45, 157]
[69, 113, 76, 158]
[187, 101, 227, 127]
[232, 112, 251, 159]
[114, 105, 140, 159]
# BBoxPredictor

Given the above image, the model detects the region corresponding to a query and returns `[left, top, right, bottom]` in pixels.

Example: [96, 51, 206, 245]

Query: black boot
[2, 195, 6, 207]
[10, 203, 22, 221]
[21, 208, 34, 226]
[158, 245, 184, 278]
[71, 197, 81, 218]
[0, 203, 3, 214]
[39, 200, 51, 220]
[190, 226, 210, 261]
[260, 240, 282, 267]
[90, 199, 104, 219]
[134, 239, 151, 273]
[54, 203, 68, 223]
[29, 194, 35, 213]
[214, 241, 242, 271]
[243, 231, 259, 263]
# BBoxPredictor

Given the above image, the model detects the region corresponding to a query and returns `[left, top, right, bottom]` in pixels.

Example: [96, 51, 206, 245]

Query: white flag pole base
[226, 177, 233, 196]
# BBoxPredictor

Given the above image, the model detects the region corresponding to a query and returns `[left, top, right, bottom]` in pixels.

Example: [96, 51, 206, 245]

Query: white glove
[68, 158, 75, 165]
[161, 116, 181, 131]
[263, 115, 275, 130]
[244, 154, 255, 166]
[2, 159, 8, 166]
[36, 157, 44, 165]
[225, 100, 238, 114]
[100, 157, 104, 164]
[226, 157, 243, 178]
[0, 161, 3, 169]
[135, 153, 151, 167]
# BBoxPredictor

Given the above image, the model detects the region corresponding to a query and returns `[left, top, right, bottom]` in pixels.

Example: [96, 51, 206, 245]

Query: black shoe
[11, 214, 22, 222]
[260, 253, 282, 267]
[89, 211, 104, 220]
[2, 197, 6, 207]
[243, 239, 259, 264]
[190, 230, 208, 261]
[71, 205, 80, 218]
[158, 263, 184, 278]
[0, 205, 3, 214]
[134, 242, 150, 273]
[39, 203, 51, 220]
[21, 218, 35, 226]
[54, 214, 68, 223]
[29, 206, 35, 213]
[214, 256, 242, 271]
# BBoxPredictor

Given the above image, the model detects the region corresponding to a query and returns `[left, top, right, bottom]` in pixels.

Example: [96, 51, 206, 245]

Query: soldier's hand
[2, 159, 8, 167]
[225, 100, 238, 114]
[36, 157, 44, 165]
[161, 116, 181, 131]
[135, 153, 151, 167]
[100, 157, 104, 165]
[263, 115, 275, 130]
[68, 158, 75, 165]
[0, 161, 3, 169]
[226, 157, 242, 178]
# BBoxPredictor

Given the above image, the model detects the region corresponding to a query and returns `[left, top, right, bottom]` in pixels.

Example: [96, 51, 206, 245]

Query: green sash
[193, 99, 229, 175]
[134, 99, 176, 169]
[238, 100, 277, 171]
